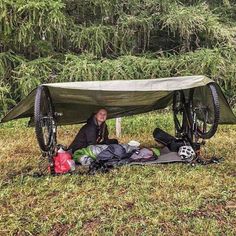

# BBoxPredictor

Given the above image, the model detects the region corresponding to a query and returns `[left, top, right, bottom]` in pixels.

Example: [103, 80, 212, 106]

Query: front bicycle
[34, 86, 57, 174]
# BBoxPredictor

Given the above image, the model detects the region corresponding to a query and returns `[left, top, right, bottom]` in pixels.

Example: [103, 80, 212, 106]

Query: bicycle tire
[173, 90, 186, 135]
[34, 86, 55, 152]
[188, 83, 220, 139]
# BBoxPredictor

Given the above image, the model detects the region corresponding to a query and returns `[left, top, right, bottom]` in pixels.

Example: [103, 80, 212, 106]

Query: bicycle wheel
[188, 83, 220, 139]
[34, 86, 56, 152]
[173, 90, 186, 135]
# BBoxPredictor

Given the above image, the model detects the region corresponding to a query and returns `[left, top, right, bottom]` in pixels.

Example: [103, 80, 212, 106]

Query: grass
[0, 112, 236, 235]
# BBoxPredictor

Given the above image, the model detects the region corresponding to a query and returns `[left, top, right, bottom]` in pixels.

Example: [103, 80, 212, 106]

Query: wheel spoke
[35, 86, 56, 152]
[173, 90, 186, 136]
[188, 83, 220, 139]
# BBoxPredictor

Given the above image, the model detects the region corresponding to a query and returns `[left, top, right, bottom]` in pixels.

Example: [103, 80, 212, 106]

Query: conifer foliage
[0, 0, 236, 116]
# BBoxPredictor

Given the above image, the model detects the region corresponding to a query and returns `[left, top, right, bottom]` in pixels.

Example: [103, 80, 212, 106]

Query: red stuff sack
[53, 148, 75, 174]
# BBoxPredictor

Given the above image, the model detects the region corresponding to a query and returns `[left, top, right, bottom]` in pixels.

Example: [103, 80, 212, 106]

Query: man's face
[95, 109, 107, 123]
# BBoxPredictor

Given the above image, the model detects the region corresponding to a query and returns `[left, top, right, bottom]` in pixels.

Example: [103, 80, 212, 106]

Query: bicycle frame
[174, 94, 204, 153]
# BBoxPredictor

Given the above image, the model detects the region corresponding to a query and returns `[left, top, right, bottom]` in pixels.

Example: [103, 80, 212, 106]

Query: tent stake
[116, 117, 122, 137]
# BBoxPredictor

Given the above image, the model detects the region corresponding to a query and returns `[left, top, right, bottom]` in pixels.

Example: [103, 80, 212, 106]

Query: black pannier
[153, 128, 188, 152]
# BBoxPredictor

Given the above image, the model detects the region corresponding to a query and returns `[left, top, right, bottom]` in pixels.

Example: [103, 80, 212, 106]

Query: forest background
[1, 0, 236, 117]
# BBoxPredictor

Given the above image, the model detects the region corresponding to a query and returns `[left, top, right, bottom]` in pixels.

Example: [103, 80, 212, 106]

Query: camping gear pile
[52, 128, 199, 174]
[53, 142, 160, 174]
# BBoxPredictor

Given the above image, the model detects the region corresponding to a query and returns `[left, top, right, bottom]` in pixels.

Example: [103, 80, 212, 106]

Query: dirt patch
[7, 166, 34, 177]
[0, 166, 35, 187]
[158, 221, 177, 234]
[46, 190, 61, 198]
[82, 217, 101, 234]
[13, 230, 32, 236]
[50, 222, 73, 236]
[186, 202, 235, 225]
[123, 201, 135, 210]
[228, 171, 236, 177]
[226, 200, 236, 209]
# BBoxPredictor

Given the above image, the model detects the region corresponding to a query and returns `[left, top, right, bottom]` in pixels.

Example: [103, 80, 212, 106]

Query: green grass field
[0, 113, 236, 235]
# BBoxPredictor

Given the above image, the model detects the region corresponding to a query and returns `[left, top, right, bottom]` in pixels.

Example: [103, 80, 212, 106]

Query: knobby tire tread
[34, 86, 53, 152]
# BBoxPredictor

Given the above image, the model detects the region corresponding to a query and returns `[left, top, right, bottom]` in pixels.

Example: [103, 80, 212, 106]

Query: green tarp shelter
[1, 75, 236, 125]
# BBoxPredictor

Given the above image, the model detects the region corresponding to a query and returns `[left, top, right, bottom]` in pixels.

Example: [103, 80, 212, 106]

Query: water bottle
[67, 159, 76, 171]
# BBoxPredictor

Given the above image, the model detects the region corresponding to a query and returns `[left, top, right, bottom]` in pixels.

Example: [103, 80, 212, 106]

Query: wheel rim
[35, 86, 56, 152]
[40, 90, 53, 147]
[188, 83, 220, 139]
[173, 91, 186, 135]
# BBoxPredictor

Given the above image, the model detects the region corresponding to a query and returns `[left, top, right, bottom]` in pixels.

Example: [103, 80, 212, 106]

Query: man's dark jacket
[68, 115, 117, 153]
